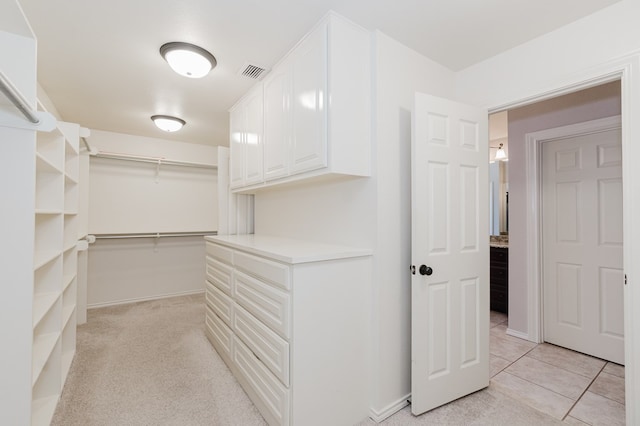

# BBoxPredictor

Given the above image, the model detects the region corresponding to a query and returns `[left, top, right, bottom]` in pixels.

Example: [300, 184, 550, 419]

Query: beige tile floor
[490, 311, 626, 425]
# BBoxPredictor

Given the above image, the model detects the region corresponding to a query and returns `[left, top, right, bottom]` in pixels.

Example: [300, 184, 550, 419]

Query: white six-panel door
[542, 127, 624, 364]
[411, 93, 489, 415]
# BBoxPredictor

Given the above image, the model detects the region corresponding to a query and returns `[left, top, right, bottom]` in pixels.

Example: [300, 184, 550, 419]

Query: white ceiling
[18, 0, 620, 147]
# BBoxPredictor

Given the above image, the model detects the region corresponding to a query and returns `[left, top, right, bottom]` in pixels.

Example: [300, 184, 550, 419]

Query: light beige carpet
[53, 294, 563, 425]
[52, 294, 266, 426]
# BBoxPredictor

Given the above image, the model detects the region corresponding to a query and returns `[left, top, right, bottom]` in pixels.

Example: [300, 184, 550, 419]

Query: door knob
[419, 265, 433, 276]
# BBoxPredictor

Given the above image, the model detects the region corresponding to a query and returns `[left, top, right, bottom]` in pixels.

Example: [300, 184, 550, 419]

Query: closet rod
[92, 231, 217, 240]
[92, 151, 217, 170]
[0, 70, 40, 124]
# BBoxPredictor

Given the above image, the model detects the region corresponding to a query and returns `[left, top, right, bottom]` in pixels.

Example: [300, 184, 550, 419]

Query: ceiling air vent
[238, 63, 268, 80]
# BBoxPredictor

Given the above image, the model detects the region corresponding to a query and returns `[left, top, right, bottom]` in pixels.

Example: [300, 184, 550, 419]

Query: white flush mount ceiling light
[160, 42, 217, 78]
[495, 143, 507, 161]
[151, 115, 186, 132]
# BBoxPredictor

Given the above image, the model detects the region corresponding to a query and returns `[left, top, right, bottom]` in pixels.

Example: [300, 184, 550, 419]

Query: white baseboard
[88, 289, 205, 309]
[369, 393, 411, 423]
[506, 327, 537, 343]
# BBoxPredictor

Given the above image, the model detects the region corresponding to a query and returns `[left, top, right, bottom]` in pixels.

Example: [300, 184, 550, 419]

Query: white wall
[88, 130, 217, 234]
[86, 130, 218, 307]
[254, 176, 374, 247]
[369, 31, 455, 418]
[455, 1, 639, 109]
[454, 1, 640, 420]
[87, 236, 206, 307]
[506, 82, 621, 333]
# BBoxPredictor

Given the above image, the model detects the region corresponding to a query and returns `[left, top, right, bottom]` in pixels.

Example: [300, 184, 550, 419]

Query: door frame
[485, 52, 639, 423]
[523, 115, 622, 343]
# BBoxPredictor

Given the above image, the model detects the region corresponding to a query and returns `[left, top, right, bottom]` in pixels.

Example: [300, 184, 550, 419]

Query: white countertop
[205, 234, 373, 264]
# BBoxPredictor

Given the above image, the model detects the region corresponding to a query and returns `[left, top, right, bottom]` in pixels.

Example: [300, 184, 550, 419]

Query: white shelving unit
[31, 121, 80, 425]
[0, 3, 77, 425]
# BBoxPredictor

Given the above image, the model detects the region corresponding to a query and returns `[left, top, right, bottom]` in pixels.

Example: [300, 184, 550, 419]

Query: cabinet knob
[419, 265, 433, 276]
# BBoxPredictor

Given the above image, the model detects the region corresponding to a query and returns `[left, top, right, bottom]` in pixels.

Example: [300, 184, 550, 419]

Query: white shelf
[31, 395, 59, 426]
[35, 209, 63, 215]
[35, 167, 63, 211]
[36, 128, 64, 171]
[34, 251, 61, 271]
[32, 293, 60, 328]
[63, 217, 78, 251]
[28, 120, 79, 422]
[64, 136, 79, 156]
[35, 214, 62, 260]
[64, 173, 78, 185]
[63, 242, 77, 253]
[62, 273, 75, 292]
[61, 351, 75, 386]
[31, 332, 60, 386]
[62, 305, 75, 328]
[35, 152, 63, 175]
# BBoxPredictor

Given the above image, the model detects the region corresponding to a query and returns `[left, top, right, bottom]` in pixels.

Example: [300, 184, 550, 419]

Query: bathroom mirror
[489, 160, 508, 236]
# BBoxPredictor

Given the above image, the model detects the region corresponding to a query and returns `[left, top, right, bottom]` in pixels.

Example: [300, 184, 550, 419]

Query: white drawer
[205, 281, 233, 327]
[233, 336, 290, 426]
[235, 251, 291, 291]
[234, 304, 290, 386]
[206, 256, 233, 296]
[206, 241, 234, 265]
[205, 306, 233, 363]
[235, 270, 291, 339]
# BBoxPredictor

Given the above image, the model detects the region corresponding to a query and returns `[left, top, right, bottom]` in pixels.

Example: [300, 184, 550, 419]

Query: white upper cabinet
[263, 64, 292, 181]
[229, 105, 244, 189]
[230, 85, 264, 189]
[290, 23, 328, 174]
[231, 12, 371, 192]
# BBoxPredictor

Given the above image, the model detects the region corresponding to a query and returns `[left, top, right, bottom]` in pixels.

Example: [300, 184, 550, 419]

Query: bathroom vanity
[489, 239, 508, 314]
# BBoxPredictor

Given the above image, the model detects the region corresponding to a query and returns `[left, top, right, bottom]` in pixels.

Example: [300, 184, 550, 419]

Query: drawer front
[206, 256, 234, 296]
[205, 306, 233, 362]
[234, 251, 291, 291]
[490, 289, 508, 314]
[233, 336, 290, 426]
[206, 281, 233, 327]
[234, 304, 290, 386]
[490, 247, 508, 263]
[490, 266, 508, 280]
[206, 241, 234, 265]
[235, 270, 291, 339]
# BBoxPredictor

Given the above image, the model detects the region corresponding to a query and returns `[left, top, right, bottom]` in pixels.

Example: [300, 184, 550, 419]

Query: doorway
[488, 82, 625, 421]
[495, 81, 622, 346]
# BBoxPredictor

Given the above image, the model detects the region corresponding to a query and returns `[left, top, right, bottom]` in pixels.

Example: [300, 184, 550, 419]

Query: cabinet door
[229, 106, 245, 189]
[263, 66, 291, 181]
[244, 86, 264, 186]
[291, 23, 328, 174]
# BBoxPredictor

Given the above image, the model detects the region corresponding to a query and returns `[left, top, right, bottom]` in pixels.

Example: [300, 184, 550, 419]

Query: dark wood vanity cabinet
[490, 246, 508, 314]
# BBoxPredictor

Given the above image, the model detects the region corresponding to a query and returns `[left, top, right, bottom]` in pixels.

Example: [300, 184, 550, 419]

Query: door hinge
[410, 265, 416, 275]
[625, 274, 627, 285]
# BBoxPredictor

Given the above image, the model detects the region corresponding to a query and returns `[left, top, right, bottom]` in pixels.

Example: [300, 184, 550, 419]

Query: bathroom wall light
[151, 115, 186, 132]
[495, 143, 507, 161]
[160, 42, 217, 78]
